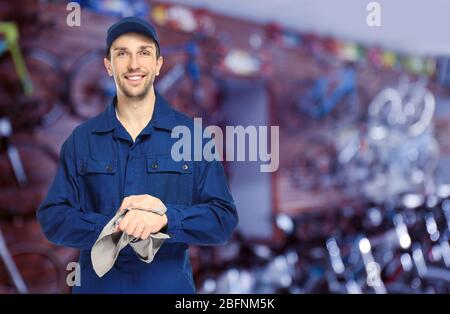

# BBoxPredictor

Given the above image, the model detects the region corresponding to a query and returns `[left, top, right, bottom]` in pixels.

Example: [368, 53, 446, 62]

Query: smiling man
[37, 17, 238, 293]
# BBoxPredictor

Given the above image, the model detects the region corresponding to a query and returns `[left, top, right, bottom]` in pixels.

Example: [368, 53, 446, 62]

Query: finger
[156, 199, 165, 209]
[125, 217, 139, 236]
[141, 226, 152, 240]
[137, 195, 163, 211]
[133, 222, 145, 239]
[119, 211, 134, 231]
[151, 198, 164, 209]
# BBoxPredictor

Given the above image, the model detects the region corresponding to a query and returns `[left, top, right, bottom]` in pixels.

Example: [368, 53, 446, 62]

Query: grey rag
[91, 206, 170, 277]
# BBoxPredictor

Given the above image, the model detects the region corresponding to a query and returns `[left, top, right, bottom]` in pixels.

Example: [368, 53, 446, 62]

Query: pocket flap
[77, 156, 117, 175]
[147, 156, 192, 174]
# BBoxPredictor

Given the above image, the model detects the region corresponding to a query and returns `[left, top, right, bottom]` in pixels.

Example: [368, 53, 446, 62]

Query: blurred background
[1, 0, 450, 293]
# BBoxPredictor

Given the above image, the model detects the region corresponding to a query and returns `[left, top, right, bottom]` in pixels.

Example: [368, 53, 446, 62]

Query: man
[37, 17, 238, 293]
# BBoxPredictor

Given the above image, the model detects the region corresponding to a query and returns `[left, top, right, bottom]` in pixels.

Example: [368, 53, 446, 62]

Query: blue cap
[106, 17, 160, 56]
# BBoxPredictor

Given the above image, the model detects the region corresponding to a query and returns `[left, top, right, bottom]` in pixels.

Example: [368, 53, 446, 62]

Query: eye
[116, 51, 126, 57]
[140, 50, 151, 56]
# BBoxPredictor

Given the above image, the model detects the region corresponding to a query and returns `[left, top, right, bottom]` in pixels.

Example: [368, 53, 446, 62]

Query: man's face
[104, 32, 163, 100]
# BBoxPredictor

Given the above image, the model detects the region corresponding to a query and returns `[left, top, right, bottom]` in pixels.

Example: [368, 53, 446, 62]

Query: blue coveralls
[36, 92, 238, 293]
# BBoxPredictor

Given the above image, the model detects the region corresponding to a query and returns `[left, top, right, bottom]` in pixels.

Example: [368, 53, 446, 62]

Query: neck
[116, 86, 156, 128]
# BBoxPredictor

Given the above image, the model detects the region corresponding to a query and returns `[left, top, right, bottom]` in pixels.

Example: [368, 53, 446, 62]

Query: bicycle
[0, 118, 71, 293]
[156, 36, 227, 124]
[368, 76, 435, 139]
[0, 22, 64, 131]
[337, 76, 439, 202]
[0, 219, 69, 293]
[295, 63, 362, 125]
[0, 22, 33, 94]
[195, 192, 450, 294]
[0, 117, 59, 213]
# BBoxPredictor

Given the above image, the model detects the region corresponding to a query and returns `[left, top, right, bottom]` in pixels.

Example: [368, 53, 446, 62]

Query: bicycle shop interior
[1, 0, 450, 294]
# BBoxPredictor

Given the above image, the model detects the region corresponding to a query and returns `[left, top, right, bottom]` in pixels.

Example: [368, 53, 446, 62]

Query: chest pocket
[77, 155, 119, 214]
[77, 156, 117, 175]
[146, 156, 193, 205]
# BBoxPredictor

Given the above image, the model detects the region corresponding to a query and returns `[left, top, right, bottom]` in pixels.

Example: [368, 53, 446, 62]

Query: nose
[128, 53, 139, 71]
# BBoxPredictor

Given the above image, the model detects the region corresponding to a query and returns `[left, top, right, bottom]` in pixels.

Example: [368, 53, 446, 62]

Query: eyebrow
[113, 45, 155, 51]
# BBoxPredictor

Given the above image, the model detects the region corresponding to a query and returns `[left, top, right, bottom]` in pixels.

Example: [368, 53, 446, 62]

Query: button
[151, 163, 158, 169]
[182, 164, 189, 171]
[106, 165, 113, 172]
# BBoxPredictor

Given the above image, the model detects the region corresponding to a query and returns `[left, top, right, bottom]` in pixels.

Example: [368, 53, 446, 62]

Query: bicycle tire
[402, 89, 435, 137]
[0, 141, 58, 218]
[25, 47, 66, 127]
[68, 49, 114, 120]
[0, 242, 67, 293]
[0, 47, 63, 131]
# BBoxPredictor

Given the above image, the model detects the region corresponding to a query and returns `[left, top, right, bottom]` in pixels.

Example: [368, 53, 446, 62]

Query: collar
[92, 91, 178, 134]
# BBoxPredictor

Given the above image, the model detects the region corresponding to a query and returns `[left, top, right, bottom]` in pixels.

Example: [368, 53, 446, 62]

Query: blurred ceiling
[161, 0, 450, 56]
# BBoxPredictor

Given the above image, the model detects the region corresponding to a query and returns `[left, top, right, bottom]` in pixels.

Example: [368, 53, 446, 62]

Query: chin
[125, 89, 150, 100]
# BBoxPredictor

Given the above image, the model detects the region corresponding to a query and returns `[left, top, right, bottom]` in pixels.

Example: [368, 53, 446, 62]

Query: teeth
[127, 76, 142, 81]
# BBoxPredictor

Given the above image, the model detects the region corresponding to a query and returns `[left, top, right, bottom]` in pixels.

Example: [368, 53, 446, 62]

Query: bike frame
[0, 22, 33, 95]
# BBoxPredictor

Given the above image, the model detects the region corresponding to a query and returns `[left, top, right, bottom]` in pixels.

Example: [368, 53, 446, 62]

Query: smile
[124, 74, 146, 84]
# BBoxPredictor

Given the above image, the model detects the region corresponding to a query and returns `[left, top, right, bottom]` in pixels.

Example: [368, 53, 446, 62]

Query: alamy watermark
[67, 2, 382, 29]
[367, 2, 381, 27]
[171, 118, 280, 173]
[66, 2, 81, 27]
[66, 262, 80, 287]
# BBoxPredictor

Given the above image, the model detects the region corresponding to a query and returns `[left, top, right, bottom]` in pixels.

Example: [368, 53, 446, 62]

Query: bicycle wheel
[0, 242, 66, 293]
[0, 141, 58, 217]
[368, 88, 403, 140]
[0, 47, 63, 131]
[25, 47, 65, 127]
[68, 49, 115, 120]
[402, 88, 435, 137]
[169, 74, 224, 123]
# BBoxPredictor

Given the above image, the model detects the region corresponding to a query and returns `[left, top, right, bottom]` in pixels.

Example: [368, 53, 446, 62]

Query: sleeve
[36, 133, 111, 250]
[164, 158, 239, 246]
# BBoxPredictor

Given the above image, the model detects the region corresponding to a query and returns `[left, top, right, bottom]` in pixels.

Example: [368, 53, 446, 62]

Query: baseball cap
[106, 16, 160, 56]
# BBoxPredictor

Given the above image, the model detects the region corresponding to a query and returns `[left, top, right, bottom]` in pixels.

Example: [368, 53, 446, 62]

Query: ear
[104, 57, 113, 77]
[155, 56, 163, 76]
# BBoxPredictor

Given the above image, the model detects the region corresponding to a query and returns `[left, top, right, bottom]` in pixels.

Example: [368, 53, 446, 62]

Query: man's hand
[118, 194, 165, 213]
[116, 209, 168, 240]
[115, 194, 168, 239]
